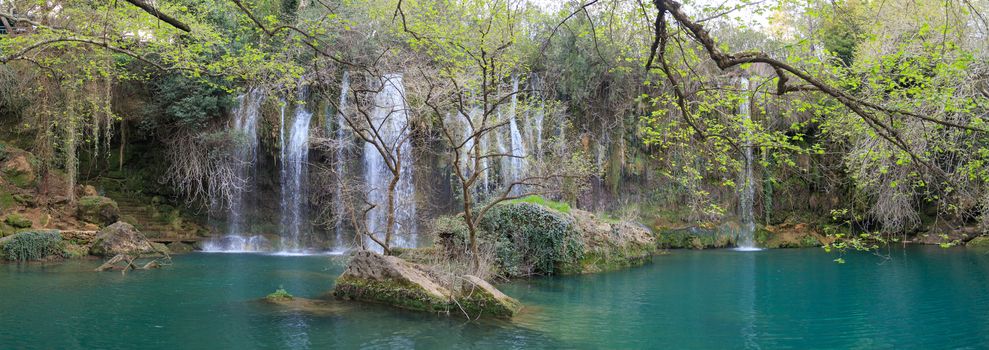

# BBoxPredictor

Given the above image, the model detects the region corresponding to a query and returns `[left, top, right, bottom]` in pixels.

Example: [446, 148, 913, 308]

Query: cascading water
[203, 89, 271, 252]
[280, 86, 313, 252]
[508, 75, 526, 186]
[737, 77, 758, 250]
[364, 74, 417, 250]
[333, 72, 351, 246]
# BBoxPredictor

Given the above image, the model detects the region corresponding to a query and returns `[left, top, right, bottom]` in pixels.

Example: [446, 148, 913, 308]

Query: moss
[333, 275, 453, 313]
[0, 190, 16, 211]
[3, 213, 31, 229]
[5, 171, 33, 188]
[505, 195, 572, 214]
[460, 286, 522, 318]
[266, 287, 294, 302]
[967, 236, 989, 253]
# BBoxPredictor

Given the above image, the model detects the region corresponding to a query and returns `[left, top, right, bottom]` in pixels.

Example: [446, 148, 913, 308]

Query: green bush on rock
[0, 230, 65, 261]
[479, 203, 584, 277]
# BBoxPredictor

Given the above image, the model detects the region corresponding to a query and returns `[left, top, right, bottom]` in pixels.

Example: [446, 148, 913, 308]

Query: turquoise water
[1, 247, 988, 349]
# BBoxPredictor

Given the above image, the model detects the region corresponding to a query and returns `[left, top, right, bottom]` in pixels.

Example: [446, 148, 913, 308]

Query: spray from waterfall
[203, 89, 270, 252]
[280, 85, 313, 252]
[364, 74, 417, 250]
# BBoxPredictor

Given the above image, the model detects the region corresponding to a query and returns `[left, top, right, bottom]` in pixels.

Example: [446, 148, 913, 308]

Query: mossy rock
[77, 196, 120, 226]
[2, 154, 36, 188]
[332, 251, 453, 313]
[459, 275, 522, 318]
[4, 213, 32, 229]
[967, 236, 989, 253]
[12, 193, 34, 206]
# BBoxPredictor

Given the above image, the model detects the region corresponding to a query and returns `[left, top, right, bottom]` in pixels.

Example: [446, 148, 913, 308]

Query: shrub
[1, 230, 66, 261]
[479, 203, 584, 277]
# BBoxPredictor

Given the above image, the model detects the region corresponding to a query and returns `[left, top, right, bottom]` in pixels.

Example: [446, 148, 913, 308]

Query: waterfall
[280, 86, 313, 252]
[737, 77, 758, 250]
[334, 72, 350, 246]
[364, 74, 417, 250]
[203, 89, 271, 252]
[534, 104, 544, 161]
[506, 75, 526, 191]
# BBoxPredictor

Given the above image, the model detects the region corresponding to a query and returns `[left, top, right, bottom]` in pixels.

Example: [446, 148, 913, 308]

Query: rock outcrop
[76, 196, 120, 226]
[333, 250, 453, 313]
[758, 223, 825, 248]
[88, 221, 158, 257]
[570, 210, 656, 273]
[332, 251, 522, 318]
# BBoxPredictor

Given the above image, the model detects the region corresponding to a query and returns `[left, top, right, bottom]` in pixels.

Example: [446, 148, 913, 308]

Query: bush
[479, 203, 584, 277]
[1, 230, 65, 261]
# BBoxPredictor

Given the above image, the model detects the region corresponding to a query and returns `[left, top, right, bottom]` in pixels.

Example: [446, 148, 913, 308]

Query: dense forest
[1, 0, 989, 347]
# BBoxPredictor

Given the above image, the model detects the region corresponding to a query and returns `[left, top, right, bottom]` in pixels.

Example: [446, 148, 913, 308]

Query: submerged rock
[333, 250, 453, 313]
[88, 221, 156, 257]
[76, 196, 120, 226]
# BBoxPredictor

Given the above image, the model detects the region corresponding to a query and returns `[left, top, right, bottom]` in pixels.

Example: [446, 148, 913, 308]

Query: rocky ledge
[332, 251, 521, 319]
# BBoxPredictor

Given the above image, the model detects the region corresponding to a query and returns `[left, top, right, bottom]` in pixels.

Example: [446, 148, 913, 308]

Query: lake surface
[1, 246, 988, 349]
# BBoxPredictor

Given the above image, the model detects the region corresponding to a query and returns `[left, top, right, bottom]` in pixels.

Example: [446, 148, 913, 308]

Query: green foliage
[143, 74, 234, 130]
[505, 195, 571, 214]
[1, 231, 66, 261]
[478, 203, 584, 277]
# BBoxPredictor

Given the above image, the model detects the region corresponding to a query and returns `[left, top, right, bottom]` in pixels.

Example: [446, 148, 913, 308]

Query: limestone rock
[570, 210, 656, 273]
[167, 241, 194, 254]
[460, 275, 522, 318]
[76, 196, 120, 226]
[89, 221, 156, 257]
[333, 251, 453, 313]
